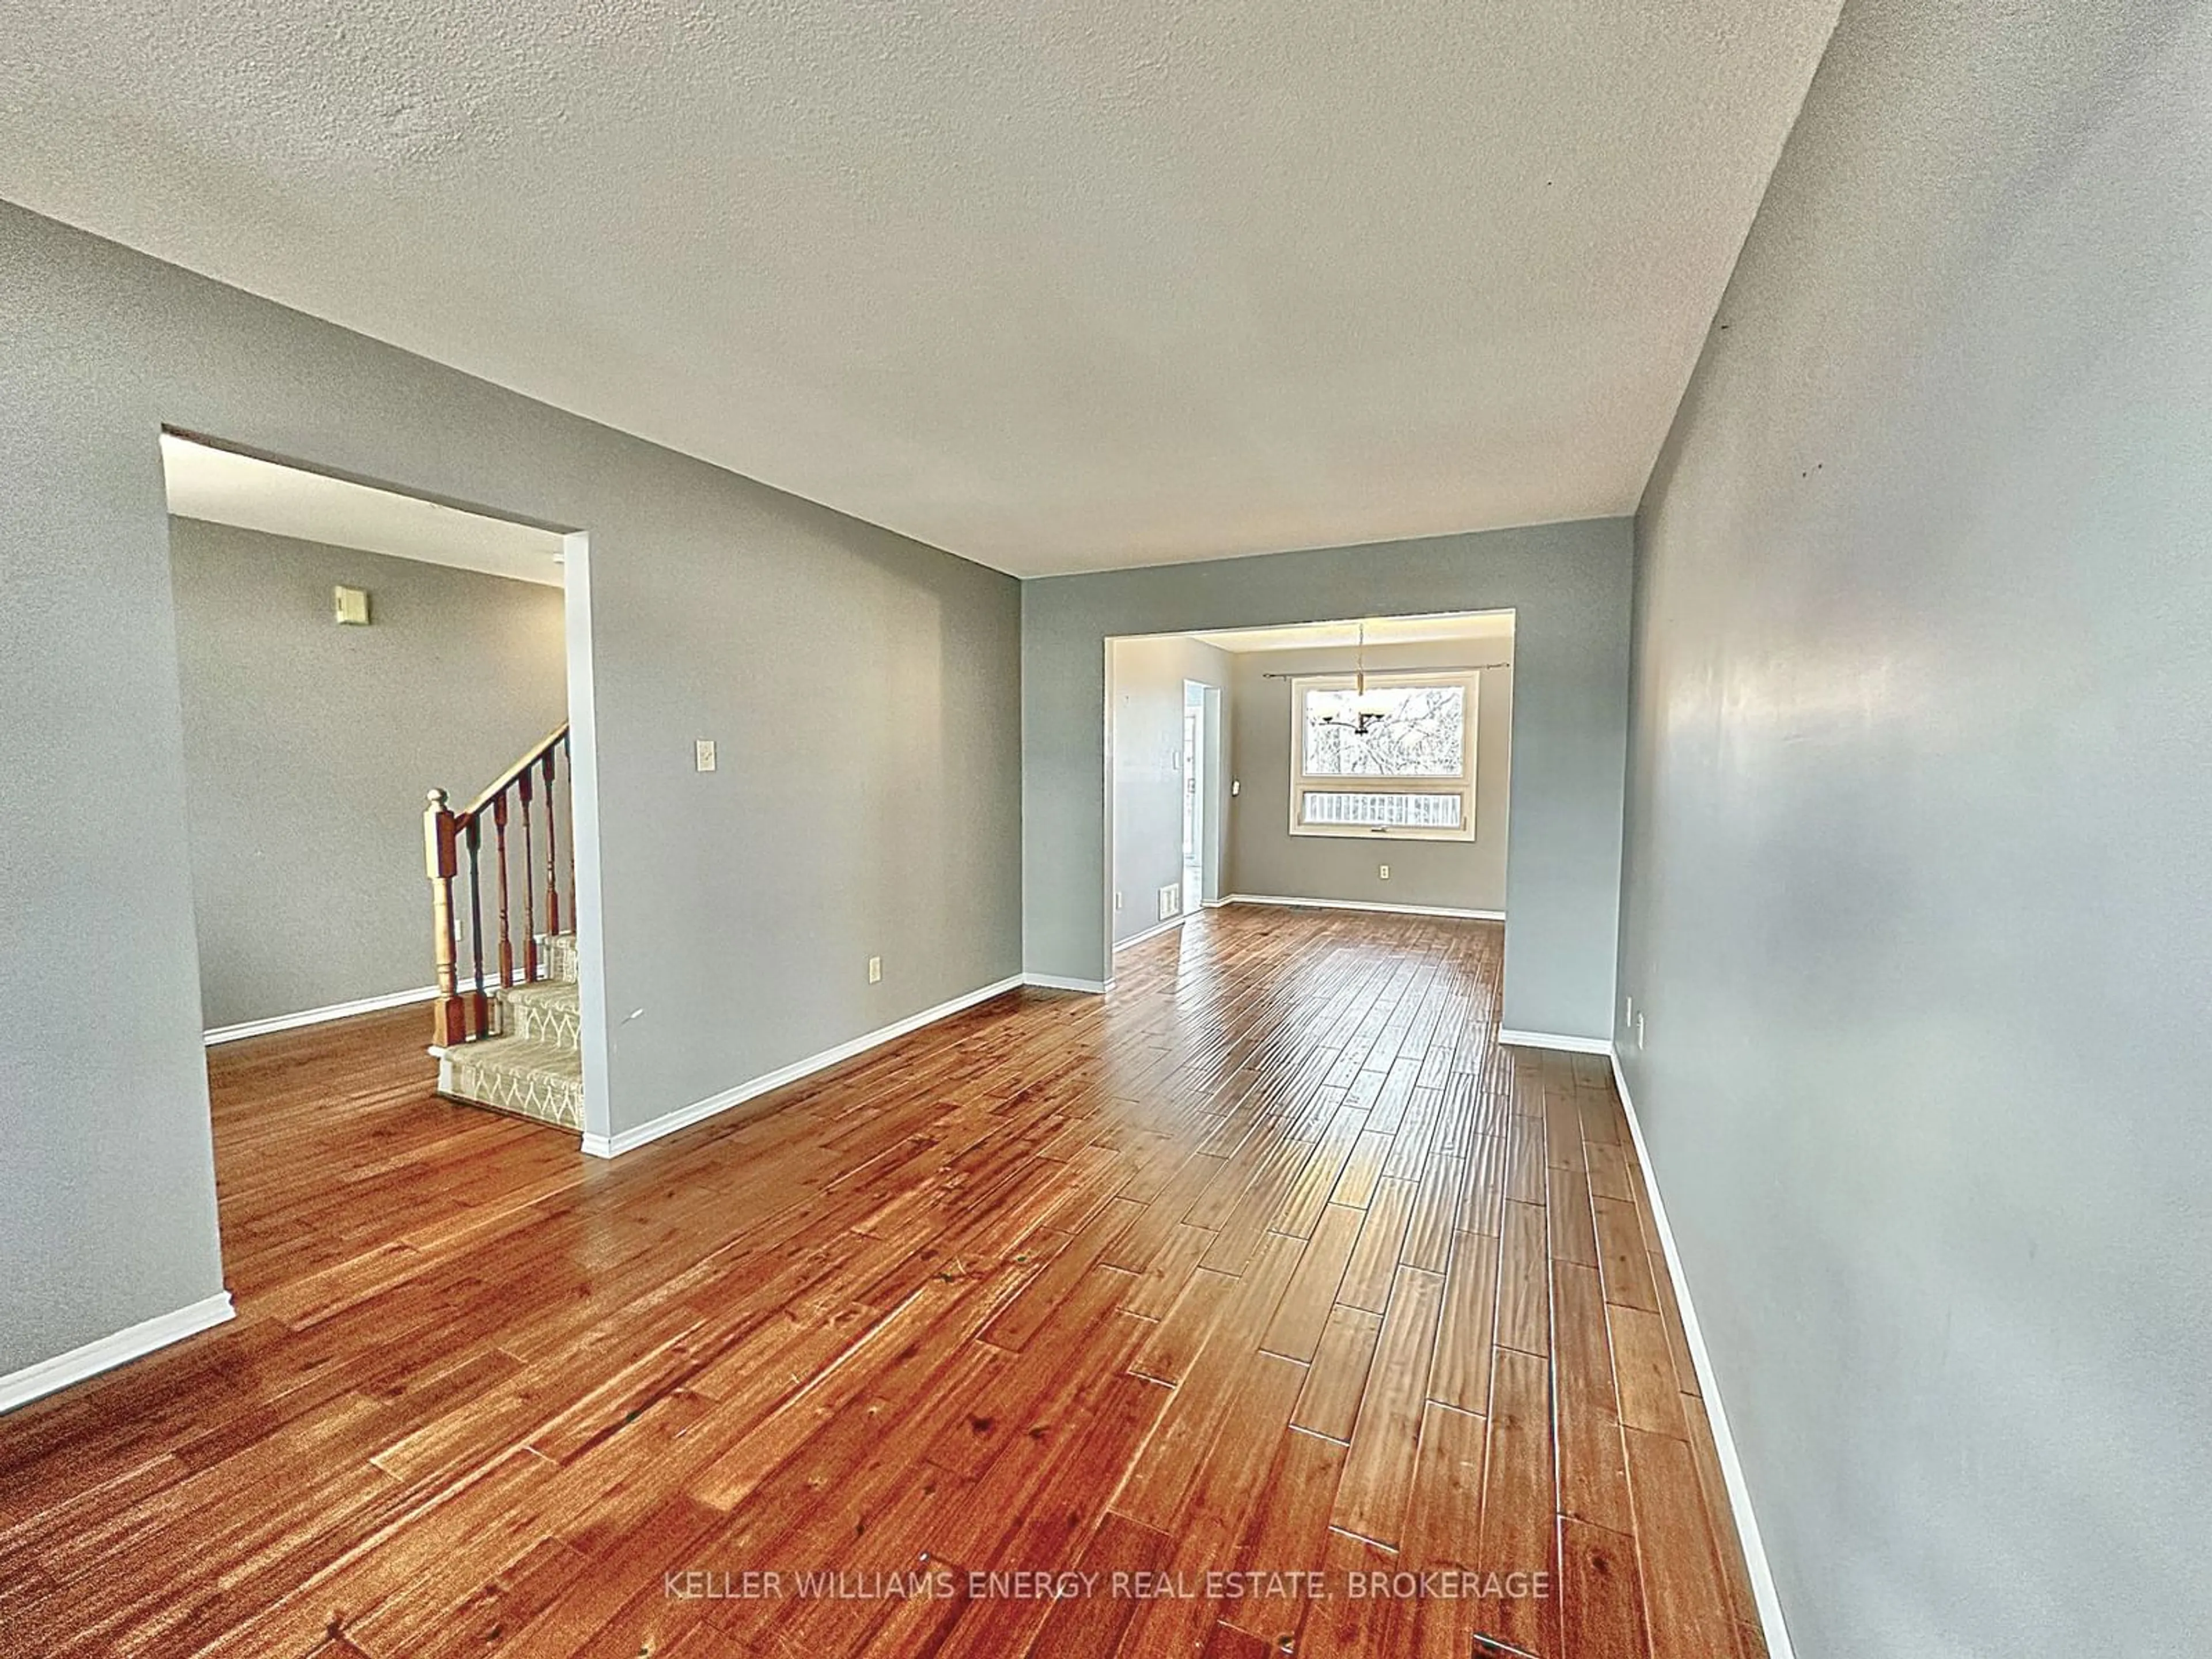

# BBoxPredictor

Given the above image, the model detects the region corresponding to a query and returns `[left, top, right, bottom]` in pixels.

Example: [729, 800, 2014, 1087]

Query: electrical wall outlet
[1635, 1012, 1646, 1049]
[1378, 863, 1390, 880]
[1230, 779, 1241, 796]
[695, 739, 717, 772]
[867, 956, 881, 984]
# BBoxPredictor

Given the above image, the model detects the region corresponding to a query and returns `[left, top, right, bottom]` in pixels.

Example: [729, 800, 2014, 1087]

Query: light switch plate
[333, 585, 370, 626]
[695, 739, 716, 772]
[867, 956, 882, 983]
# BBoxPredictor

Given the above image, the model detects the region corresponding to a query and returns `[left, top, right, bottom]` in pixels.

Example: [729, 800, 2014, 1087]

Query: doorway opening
[161, 430, 603, 1148]
[1182, 680, 1207, 912]
[1105, 610, 1513, 976]
[1179, 678, 1227, 915]
[1104, 639, 1228, 961]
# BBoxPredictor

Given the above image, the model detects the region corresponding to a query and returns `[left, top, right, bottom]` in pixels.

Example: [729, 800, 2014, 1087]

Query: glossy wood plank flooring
[0, 907, 1763, 1658]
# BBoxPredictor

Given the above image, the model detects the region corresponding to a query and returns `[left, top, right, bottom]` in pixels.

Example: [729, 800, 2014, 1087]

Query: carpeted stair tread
[497, 979, 581, 1048]
[440, 1033, 583, 1130]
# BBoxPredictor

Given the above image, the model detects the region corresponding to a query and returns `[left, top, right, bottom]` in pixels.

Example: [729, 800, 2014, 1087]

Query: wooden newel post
[424, 790, 465, 1047]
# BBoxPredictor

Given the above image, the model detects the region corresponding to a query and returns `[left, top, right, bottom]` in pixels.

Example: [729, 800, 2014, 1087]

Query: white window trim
[1289, 669, 1478, 842]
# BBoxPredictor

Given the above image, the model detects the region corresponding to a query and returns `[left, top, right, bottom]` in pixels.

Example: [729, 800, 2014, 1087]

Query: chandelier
[1319, 622, 1392, 736]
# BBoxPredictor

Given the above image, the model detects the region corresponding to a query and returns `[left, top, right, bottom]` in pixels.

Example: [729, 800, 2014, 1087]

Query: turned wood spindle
[541, 748, 562, 940]
[518, 768, 538, 982]
[492, 792, 515, 991]
[561, 732, 576, 924]
[465, 816, 487, 1036]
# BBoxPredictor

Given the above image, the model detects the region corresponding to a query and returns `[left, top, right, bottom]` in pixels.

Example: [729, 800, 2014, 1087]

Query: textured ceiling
[161, 435, 567, 585]
[2, 1, 1840, 575]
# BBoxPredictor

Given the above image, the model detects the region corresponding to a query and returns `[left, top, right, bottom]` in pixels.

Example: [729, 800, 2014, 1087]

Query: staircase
[435, 935, 584, 1129]
[422, 724, 584, 1132]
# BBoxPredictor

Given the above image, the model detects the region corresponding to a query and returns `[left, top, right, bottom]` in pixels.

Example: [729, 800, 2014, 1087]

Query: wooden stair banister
[424, 721, 571, 1046]
[455, 721, 570, 821]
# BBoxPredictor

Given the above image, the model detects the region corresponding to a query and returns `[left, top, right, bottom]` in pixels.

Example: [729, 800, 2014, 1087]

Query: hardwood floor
[0, 907, 1763, 1658]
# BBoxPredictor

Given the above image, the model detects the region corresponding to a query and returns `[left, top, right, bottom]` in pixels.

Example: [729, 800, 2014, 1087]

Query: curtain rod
[1258, 661, 1510, 679]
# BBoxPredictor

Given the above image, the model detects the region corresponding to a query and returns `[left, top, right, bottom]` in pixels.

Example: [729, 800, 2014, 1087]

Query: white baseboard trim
[1023, 972, 1113, 994]
[583, 974, 1026, 1160]
[1611, 1050, 1796, 1659]
[1224, 893, 1505, 922]
[204, 972, 506, 1046]
[1496, 1027, 1614, 1055]
[1, 1291, 236, 1416]
[1112, 914, 1188, 952]
[206, 985, 437, 1044]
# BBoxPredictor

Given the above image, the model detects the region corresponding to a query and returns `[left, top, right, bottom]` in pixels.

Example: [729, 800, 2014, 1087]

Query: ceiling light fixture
[1320, 622, 1392, 737]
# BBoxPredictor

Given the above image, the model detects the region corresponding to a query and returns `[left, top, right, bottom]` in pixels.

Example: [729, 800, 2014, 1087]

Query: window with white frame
[1289, 671, 1477, 840]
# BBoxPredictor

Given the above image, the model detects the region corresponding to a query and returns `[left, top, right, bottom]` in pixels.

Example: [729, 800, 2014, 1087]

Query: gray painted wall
[1108, 634, 1230, 946]
[1618, 1, 2212, 1650]
[1225, 636, 1513, 914]
[1022, 521, 1630, 1036]
[0, 200, 1021, 1380]
[169, 520, 568, 1030]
